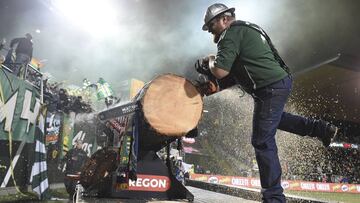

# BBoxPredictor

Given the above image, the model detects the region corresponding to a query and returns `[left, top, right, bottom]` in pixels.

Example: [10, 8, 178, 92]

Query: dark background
[0, 0, 359, 85]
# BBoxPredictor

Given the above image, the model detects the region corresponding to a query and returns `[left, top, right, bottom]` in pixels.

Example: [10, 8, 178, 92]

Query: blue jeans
[252, 76, 290, 202]
[251, 75, 327, 202]
[13, 53, 30, 76]
[251, 76, 327, 202]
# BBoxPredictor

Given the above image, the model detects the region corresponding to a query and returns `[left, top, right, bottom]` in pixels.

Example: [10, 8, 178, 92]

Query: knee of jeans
[251, 139, 268, 150]
[252, 136, 277, 150]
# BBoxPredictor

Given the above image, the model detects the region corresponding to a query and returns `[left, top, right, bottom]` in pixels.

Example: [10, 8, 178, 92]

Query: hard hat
[202, 3, 235, 31]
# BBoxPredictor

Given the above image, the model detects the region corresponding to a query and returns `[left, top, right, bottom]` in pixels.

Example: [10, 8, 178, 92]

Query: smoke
[34, 0, 215, 85]
[74, 112, 97, 124]
[0, 0, 359, 86]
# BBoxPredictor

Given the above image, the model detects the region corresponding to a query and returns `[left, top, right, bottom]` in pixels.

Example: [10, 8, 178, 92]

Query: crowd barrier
[190, 173, 360, 194]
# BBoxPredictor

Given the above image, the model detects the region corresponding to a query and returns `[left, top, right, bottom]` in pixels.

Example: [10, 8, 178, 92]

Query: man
[197, 3, 338, 202]
[61, 139, 88, 199]
[0, 38, 5, 51]
[9, 33, 33, 76]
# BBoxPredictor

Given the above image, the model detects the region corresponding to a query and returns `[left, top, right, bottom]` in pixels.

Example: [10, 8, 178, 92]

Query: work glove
[195, 54, 219, 96]
[196, 79, 219, 96]
[194, 54, 219, 96]
[193, 74, 219, 96]
[194, 54, 216, 76]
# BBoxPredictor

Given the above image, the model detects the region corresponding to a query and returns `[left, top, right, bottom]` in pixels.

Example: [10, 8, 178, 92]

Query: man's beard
[213, 33, 221, 43]
[212, 29, 226, 43]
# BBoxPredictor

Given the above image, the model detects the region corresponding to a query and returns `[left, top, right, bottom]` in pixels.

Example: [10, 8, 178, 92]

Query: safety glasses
[207, 19, 218, 32]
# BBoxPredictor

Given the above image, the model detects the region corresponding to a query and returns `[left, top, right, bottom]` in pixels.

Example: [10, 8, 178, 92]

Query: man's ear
[220, 16, 228, 26]
[225, 16, 232, 25]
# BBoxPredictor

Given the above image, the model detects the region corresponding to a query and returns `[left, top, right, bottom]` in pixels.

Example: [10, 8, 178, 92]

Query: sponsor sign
[208, 176, 219, 184]
[192, 175, 208, 182]
[315, 183, 330, 191]
[300, 182, 316, 190]
[231, 177, 249, 187]
[218, 177, 231, 185]
[126, 174, 170, 192]
[190, 174, 360, 194]
[341, 185, 349, 192]
[250, 178, 261, 187]
[329, 142, 359, 149]
[289, 181, 300, 189]
[281, 181, 290, 189]
[45, 112, 62, 144]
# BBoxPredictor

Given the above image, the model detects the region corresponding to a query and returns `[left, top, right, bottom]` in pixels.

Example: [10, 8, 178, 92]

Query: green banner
[72, 114, 100, 157]
[0, 69, 41, 143]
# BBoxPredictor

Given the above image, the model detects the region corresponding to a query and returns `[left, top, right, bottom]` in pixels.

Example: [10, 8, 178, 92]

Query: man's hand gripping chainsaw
[194, 55, 219, 96]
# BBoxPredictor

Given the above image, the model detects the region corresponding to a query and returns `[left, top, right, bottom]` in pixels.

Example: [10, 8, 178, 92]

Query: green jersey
[215, 20, 288, 92]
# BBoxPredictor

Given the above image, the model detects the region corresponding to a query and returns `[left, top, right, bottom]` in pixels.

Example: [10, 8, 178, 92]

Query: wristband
[208, 55, 215, 70]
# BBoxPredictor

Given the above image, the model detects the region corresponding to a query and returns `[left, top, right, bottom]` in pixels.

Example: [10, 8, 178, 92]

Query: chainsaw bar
[98, 102, 139, 121]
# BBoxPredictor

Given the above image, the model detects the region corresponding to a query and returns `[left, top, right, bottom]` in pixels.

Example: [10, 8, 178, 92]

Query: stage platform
[79, 186, 258, 203]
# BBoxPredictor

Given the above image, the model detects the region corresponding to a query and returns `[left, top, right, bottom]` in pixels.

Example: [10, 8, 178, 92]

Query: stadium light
[51, 0, 119, 37]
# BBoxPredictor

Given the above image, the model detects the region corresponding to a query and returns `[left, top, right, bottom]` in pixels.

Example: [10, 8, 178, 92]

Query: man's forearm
[210, 66, 230, 79]
[207, 55, 230, 79]
[10, 38, 20, 48]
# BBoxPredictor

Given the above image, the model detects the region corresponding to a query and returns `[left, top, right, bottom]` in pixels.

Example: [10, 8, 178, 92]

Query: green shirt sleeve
[215, 28, 240, 72]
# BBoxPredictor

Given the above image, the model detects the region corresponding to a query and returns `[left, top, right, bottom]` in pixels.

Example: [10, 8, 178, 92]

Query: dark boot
[319, 123, 339, 147]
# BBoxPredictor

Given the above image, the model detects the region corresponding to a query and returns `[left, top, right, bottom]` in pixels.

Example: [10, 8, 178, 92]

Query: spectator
[60, 140, 89, 199]
[0, 38, 5, 51]
[9, 33, 33, 76]
[340, 176, 349, 183]
[195, 165, 204, 174]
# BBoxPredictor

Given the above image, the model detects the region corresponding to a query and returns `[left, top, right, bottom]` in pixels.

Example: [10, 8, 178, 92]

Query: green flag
[96, 78, 114, 100]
